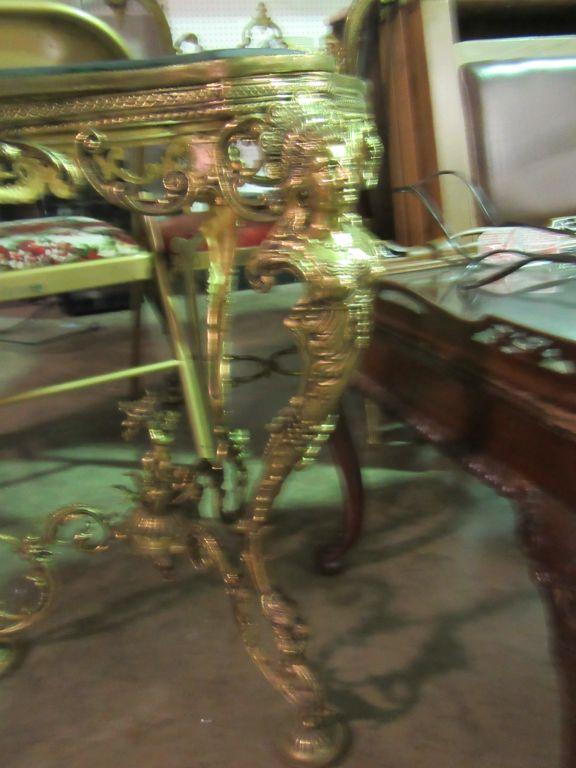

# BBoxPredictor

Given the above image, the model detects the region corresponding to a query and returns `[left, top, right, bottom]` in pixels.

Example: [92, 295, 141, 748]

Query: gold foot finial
[281, 718, 350, 767]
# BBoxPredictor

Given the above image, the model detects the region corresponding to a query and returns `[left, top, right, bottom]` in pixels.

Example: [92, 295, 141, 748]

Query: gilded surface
[247, 104, 383, 505]
[0, 52, 335, 100]
[76, 129, 195, 214]
[233, 103, 383, 761]
[0, 52, 383, 766]
[239, 3, 287, 49]
[0, 74, 366, 135]
[0, 141, 83, 204]
[0, 505, 114, 671]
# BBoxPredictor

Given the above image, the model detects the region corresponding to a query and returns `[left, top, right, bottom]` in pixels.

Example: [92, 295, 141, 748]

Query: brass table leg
[188, 519, 349, 768]
[231, 276, 370, 765]
[203, 205, 237, 432]
[221, 127, 382, 760]
[0, 94, 383, 765]
[201, 205, 248, 519]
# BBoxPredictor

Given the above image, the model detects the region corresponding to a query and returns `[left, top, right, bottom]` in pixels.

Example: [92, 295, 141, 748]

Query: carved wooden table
[0, 49, 384, 766]
[359, 263, 576, 768]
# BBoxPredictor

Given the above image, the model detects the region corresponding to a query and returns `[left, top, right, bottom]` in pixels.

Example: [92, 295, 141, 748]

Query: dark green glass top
[0, 48, 303, 79]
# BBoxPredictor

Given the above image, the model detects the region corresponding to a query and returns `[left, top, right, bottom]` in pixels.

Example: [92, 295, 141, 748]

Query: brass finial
[240, 3, 287, 48]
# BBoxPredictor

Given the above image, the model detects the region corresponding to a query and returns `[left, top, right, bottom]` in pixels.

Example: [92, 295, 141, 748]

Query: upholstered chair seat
[0, 216, 143, 270]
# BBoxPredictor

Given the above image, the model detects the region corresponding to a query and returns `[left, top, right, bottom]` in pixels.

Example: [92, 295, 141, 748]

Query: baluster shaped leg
[519, 492, 576, 768]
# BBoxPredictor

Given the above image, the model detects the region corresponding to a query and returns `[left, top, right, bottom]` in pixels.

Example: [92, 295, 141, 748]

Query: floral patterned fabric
[0, 216, 144, 270]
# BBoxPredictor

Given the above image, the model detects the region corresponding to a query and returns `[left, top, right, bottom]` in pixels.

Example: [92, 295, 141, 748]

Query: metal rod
[0, 360, 179, 407]
[153, 252, 218, 462]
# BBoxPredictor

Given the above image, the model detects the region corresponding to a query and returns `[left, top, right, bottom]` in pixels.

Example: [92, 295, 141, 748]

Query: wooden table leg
[518, 492, 576, 768]
[316, 402, 365, 575]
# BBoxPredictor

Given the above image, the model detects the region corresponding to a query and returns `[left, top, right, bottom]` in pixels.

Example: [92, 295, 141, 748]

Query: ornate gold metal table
[0, 49, 383, 765]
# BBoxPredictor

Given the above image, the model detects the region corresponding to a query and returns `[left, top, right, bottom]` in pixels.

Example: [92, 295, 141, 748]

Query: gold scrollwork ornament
[0, 141, 83, 205]
[75, 129, 197, 214]
[0, 506, 116, 670]
[231, 105, 385, 764]
[64, 96, 387, 768]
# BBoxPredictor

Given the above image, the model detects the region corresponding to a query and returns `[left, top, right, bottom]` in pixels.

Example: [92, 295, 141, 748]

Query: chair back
[0, 2, 132, 69]
[461, 57, 576, 225]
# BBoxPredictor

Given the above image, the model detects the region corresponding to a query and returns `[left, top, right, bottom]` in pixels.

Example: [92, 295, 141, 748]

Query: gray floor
[0, 286, 560, 768]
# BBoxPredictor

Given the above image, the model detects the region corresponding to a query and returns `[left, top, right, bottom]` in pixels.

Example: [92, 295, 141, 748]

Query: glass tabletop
[0, 47, 304, 79]
[0, 48, 333, 99]
[381, 262, 576, 343]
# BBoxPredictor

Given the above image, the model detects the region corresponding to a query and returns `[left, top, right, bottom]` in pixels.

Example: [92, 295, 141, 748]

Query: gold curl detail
[75, 129, 196, 215]
[0, 140, 83, 204]
[215, 117, 280, 222]
[0, 534, 55, 637]
[0, 505, 115, 640]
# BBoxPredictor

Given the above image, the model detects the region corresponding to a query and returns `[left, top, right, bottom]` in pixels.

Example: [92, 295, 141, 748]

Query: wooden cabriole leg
[518, 492, 576, 768]
[317, 403, 365, 575]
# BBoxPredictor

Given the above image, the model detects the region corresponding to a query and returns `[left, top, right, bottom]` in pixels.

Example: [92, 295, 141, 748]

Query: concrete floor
[0, 286, 560, 768]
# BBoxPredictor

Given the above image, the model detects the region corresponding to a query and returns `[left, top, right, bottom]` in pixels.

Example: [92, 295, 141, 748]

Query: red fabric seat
[159, 213, 273, 254]
[0, 216, 143, 270]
